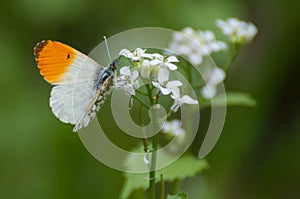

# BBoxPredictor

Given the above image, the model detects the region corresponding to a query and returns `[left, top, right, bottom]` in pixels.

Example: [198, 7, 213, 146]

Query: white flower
[197, 30, 227, 55]
[163, 56, 179, 70]
[150, 55, 179, 70]
[119, 48, 180, 82]
[152, 68, 183, 95]
[216, 18, 258, 43]
[169, 28, 227, 65]
[162, 119, 186, 144]
[118, 49, 132, 58]
[150, 53, 164, 61]
[201, 67, 226, 99]
[140, 59, 152, 79]
[119, 48, 152, 61]
[115, 66, 140, 95]
[170, 88, 198, 112]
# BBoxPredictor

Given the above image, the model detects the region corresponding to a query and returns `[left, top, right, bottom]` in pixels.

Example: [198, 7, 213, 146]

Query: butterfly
[34, 40, 119, 132]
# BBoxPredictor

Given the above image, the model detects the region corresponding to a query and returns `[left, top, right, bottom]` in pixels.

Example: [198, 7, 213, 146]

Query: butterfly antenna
[103, 36, 112, 63]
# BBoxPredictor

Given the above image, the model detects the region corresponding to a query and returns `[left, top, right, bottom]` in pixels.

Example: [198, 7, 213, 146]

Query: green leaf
[157, 155, 208, 182]
[200, 92, 256, 108]
[119, 153, 208, 199]
[120, 173, 149, 199]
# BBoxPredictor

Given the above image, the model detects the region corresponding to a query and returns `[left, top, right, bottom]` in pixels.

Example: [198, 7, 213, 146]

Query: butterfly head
[109, 57, 120, 71]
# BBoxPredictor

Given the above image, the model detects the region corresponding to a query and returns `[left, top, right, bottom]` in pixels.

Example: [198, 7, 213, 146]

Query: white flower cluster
[169, 27, 227, 65]
[114, 66, 140, 96]
[216, 17, 258, 43]
[116, 48, 198, 112]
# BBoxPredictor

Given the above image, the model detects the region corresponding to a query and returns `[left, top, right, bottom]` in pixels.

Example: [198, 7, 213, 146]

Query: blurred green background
[1, 0, 299, 198]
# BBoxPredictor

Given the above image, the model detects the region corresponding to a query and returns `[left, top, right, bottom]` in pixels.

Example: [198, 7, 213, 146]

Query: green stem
[154, 90, 161, 104]
[149, 134, 158, 199]
[139, 105, 149, 152]
[171, 179, 180, 195]
[136, 89, 149, 96]
[148, 82, 158, 199]
[146, 84, 154, 105]
[160, 174, 165, 199]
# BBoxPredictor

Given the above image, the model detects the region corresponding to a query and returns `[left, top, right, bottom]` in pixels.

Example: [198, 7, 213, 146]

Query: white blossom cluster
[216, 17, 258, 43]
[168, 27, 227, 99]
[168, 18, 257, 99]
[169, 27, 227, 65]
[115, 48, 198, 112]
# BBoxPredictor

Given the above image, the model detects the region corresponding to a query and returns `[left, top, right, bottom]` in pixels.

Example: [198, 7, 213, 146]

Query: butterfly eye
[110, 58, 119, 71]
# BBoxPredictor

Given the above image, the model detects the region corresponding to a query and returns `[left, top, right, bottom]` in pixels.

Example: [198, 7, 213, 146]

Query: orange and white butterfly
[34, 40, 118, 132]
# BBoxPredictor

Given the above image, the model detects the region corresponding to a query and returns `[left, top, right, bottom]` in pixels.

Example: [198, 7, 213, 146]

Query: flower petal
[119, 49, 132, 58]
[120, 66, 131, 76]
[131, 70, 139, 81]
[158, 68, 169, 83]
[151, 53, 164, 60]
[152, 81, 161, 88]
[142, 53, 153, 59]
[165, 63, 178, 70]
[182, 95, 198, 104]
[166, 80, 183, 88]
[166, 56, 179, 63]
[150, 59, 162, 66]
[170, 100, 180, 112]
[160, 87, 171, 95]
[170, 87, 180, 99]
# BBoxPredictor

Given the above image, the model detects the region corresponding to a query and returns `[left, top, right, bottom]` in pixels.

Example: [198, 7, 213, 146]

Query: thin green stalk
[139, 105, 149, 152]
[160, 174, 165, 199]
[145, 84, 154, 105]
[136, 89, 149, 96]
[154, 90, 161, 104]
[148, 82, 158, 199]
[171, 179, 180, 195]
[149, 133, 158, 199]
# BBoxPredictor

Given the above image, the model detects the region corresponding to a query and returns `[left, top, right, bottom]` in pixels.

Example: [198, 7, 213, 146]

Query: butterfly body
[34, 40, 118, 132]
[73, 63, 117, 132]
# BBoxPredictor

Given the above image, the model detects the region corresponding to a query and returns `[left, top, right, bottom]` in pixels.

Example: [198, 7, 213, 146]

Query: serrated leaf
[157, 155, 208, 182]
[119, 153, 208, 199]
[200, 92, 256, 108]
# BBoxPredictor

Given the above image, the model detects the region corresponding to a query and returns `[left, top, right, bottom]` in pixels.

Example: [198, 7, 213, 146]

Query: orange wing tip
[34, 40, 76, 84]
[34, 40, 50, 62]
